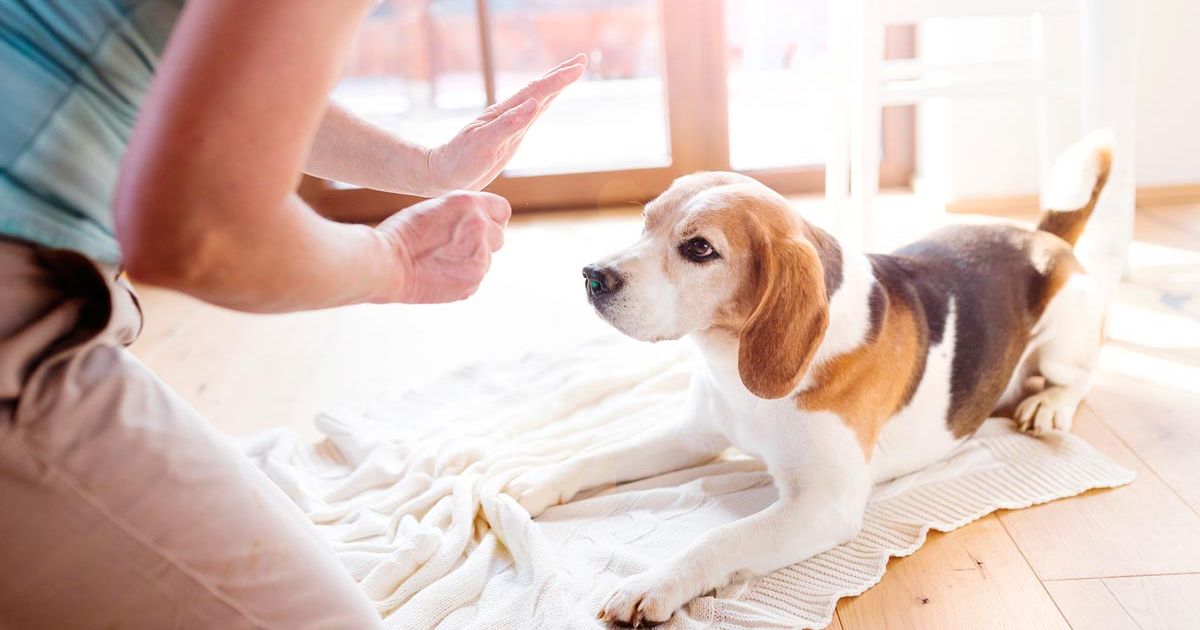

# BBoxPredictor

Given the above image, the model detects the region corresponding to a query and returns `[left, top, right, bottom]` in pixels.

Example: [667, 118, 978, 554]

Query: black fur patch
[866, 284, 886, 341]
[871, 224, 1065, 437]
[807, 224, 844, 299]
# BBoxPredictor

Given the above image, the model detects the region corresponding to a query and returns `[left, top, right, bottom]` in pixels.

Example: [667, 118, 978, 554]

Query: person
[0, 1, 584, 627]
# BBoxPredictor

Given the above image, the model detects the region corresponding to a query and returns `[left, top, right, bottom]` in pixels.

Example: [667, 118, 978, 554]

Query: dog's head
[583, 172, 833, 399]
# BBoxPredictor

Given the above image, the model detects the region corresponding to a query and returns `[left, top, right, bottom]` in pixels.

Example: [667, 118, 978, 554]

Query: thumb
[473, 192, 513, 225]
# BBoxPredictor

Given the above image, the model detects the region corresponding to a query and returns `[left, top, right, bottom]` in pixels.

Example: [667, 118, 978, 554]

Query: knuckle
[442, 191, 474, 207]
[462, 213, 490, 233]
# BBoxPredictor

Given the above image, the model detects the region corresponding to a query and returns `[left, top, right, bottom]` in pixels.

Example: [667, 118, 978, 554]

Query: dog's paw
[598, 570, 693, 627]
[1015, 387, 1081, 435]
[506, 465, 580, 518]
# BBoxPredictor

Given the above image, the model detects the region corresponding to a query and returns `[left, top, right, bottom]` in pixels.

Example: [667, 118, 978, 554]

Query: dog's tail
[1036, 129, 1114, 248]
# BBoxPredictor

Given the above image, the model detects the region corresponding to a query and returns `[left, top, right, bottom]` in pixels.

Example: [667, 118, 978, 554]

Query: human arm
[113, 0, 510, 312]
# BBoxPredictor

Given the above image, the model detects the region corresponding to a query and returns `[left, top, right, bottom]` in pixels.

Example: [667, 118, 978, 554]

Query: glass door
[309, 0, 913, 213]
[485, 0, 671, 174]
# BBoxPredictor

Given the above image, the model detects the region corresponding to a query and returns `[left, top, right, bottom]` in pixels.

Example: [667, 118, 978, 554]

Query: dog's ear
[738, 237, 829, 399]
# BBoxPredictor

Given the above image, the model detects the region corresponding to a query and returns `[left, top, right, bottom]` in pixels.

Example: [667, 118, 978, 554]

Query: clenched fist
[374, 191, 512, 304]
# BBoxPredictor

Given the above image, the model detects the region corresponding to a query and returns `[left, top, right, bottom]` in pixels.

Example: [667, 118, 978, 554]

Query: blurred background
[308, 0, 1197, 220]
[333, 0, 844, 175]
[313, 0, 910, 211]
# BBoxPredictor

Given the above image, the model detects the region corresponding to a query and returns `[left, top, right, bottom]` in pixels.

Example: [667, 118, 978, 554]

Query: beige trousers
[0, 240, 382, 629]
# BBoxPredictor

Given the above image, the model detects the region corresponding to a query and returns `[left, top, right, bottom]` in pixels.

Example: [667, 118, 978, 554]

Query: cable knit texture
[242, 337, 1135, 629]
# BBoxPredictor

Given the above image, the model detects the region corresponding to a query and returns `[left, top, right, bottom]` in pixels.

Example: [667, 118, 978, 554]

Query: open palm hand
[425, 54, 587, 194]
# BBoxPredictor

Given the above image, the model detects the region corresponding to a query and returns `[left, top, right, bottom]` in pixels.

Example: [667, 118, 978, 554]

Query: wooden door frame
[304, 0, 915, 219]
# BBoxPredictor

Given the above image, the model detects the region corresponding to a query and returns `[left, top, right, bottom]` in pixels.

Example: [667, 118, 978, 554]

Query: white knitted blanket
[243, 338, 1135, 630]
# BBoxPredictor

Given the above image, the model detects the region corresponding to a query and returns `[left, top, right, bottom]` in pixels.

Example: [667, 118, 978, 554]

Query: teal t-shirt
[0, 0, 182, 264]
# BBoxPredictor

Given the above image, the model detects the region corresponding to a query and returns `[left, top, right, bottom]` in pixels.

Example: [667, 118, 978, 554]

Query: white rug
[242, 337, 1135, 630]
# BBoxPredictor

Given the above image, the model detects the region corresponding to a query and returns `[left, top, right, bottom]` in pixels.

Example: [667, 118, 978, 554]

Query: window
[317, 0, 914, 211]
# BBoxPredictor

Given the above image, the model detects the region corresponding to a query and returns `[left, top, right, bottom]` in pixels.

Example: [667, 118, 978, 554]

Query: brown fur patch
[1036, 145, 1112, 246]
[738, 236, 829, 399]
[795, 287, 926, 455]
[683, 190, 787, 333]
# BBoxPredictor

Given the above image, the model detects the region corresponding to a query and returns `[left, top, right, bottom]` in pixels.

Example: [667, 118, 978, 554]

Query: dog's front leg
[507, 418, 727, 517]
[599, 470, 870, 626]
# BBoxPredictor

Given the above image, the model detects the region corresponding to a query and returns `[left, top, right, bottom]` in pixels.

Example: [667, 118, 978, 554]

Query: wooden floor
[129, 198, 1200, 630]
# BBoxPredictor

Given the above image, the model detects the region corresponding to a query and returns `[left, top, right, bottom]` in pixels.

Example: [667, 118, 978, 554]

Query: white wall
[915, 0, 1200, 201]
[1134, 0, 1200, 186]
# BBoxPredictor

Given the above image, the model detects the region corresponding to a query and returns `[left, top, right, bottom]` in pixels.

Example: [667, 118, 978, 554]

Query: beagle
[507, 132, 1112, 626]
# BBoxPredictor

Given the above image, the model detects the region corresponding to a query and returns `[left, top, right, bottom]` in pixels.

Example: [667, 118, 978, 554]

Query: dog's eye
[680, 237, 719, 263]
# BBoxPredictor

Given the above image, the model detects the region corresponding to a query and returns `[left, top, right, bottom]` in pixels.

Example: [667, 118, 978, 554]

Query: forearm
[304, 102, 442, 197]
[123, 194, 398, 313]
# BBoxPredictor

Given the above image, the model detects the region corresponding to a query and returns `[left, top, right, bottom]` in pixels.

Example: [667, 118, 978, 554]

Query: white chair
[825, 0, 1114, 252]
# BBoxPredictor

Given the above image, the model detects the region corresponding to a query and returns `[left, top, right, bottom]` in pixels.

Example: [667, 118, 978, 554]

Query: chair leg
[1077, 0, 1139, 296]
[826, 0, 851, 234]
[1032, 11, 1054, 204]
[849, 0, 883, 251]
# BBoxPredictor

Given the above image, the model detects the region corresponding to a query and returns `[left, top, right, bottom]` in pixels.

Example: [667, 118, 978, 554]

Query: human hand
[374, 191, 512, 304]
[424, 54, 587, 194]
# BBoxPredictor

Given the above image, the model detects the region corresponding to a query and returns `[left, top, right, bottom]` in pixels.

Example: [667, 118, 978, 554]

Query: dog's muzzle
[582, 264, 623, 303]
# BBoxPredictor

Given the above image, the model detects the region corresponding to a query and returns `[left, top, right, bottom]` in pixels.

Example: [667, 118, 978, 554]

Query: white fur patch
[1042, 129, 1113, 211]
[869, 298, 964, 482]
[797, 251, 876, 392]
[812, 253, 876, 365]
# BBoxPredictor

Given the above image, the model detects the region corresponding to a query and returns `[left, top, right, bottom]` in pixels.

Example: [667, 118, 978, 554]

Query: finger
[474, 191, 512, 225]
[492, 54, 586, 111]
[479, 63, 585, 122]
[482, 67, 577, 122]
[528, 63, 586, 105]
[485, 112, 540, 173]
[479, 99, 537, 145]
[530, 80, 571, 118]
[469, 245, 494, 283]
[508, 63, 583, 132]
[494, 104, 544, 152]
[540, 53, 589, 77]
[485, 221, 505, 252]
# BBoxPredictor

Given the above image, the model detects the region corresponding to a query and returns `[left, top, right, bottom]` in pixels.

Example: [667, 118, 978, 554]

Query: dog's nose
[583, 264, 623, 298]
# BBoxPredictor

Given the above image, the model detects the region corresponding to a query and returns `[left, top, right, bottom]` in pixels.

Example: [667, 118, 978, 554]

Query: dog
[506, 132, 1112, 626]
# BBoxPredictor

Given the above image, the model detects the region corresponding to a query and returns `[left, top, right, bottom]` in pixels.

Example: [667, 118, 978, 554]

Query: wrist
[420, 145, 449, 197]
[364, 224, 413, 304]
[377, 137, 441, 198]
